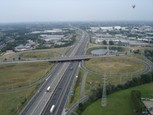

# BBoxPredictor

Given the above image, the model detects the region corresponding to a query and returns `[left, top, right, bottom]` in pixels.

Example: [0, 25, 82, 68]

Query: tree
[103, 40, 107, 45]
[18, 57, 21, 61]
[13, 58, 15, 61]
[109, 40, 114, 45]
[141, 74, 152, 83]
[131, 90, 143, 114]
[78, 103, 84, 112]
[4, 58, 7, 61]
[133, 49, 140, 54]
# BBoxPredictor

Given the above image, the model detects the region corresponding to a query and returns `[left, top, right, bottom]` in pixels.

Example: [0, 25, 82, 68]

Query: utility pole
[101, 74, 107, 107]
[107, 42, 109, 56]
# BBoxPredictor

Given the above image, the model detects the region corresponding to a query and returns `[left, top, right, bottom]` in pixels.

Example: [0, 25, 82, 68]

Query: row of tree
[144, 50, 153, 62]
[102, 40, 114, 45]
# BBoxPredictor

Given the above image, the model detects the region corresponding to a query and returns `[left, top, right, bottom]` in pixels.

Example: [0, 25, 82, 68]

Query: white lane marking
[31, 93, 46, 115]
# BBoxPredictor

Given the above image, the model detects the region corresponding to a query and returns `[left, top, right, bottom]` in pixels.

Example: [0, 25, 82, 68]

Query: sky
[0, 0, 153, 23]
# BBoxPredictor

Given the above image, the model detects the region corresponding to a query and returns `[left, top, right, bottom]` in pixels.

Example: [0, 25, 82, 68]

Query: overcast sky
[0, 0, 153, 23]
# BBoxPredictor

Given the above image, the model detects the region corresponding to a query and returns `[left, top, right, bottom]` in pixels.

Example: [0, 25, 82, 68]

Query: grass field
[84, 55, 145, 95]
[0, 47, 70, 61]
[19, 51, 60, 58]
[85, 56, 145, 74]
[0, 86, 39, 115]
[85, 73, 132, 95]
[131, 46, 153, 51]
[19, 47, 71, 58]
[67, 69, 84, 109]
[82, 82, 153, 115]
[0, 52, 18, 61]
[87, 43, 102, 49]
[0, 62, 53, 90]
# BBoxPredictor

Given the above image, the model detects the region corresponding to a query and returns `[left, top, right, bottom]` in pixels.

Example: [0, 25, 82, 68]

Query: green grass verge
[0, 85, 40, 115]
[67, 69, 84, 109]
[0, 62, 53, 90]
[82, 82, 153, 115]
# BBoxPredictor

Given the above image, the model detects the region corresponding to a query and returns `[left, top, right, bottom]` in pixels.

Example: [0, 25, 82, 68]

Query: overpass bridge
[49, 55, 92, 62]
[0, 55, 92, 64]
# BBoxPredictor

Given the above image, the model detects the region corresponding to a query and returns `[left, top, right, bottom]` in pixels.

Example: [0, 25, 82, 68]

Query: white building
[40, 35, 64, 42]
[90, 27, 100, 32]
[100, 27, 113, 31]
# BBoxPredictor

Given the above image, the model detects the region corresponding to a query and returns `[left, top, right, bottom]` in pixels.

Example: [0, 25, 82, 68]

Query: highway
[41, 30, 89, 115]
[41, 62, 79, 115]
[19, 29, 89, 115]
[19, 63, 67, 115]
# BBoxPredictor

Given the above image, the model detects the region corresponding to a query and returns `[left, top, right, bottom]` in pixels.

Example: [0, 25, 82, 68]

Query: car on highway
[46, 86, 51, 92]
[50, 105, 55, 113]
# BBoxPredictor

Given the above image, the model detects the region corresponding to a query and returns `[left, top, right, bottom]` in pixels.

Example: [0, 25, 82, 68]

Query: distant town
[89, 25, 153, 46]
[0, 22, 153, 54]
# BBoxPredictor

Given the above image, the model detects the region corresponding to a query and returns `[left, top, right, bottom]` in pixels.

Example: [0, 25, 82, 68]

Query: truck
[50, 105, 55, 113]
[46, 86, 51, 92]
